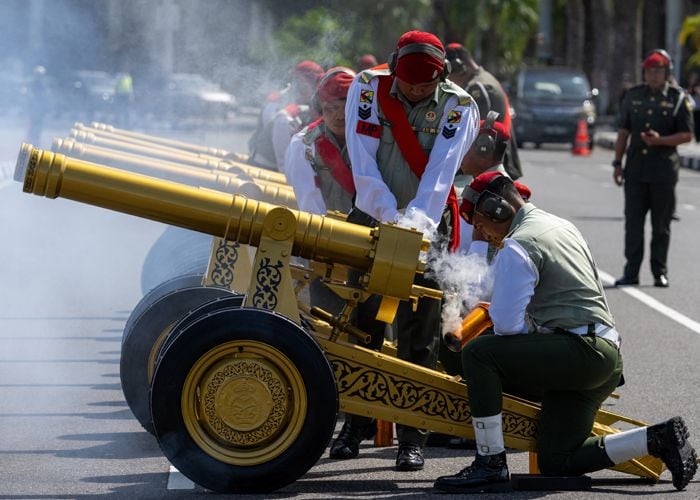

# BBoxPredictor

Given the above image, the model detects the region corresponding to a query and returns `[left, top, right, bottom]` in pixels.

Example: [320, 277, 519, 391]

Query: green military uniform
[462, 204, 623, 475]
[618, 83, 693, 279]
[464, 67, 522, 180]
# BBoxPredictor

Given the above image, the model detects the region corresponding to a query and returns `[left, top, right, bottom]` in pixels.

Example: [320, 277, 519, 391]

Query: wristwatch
[611, 159, 622, 168]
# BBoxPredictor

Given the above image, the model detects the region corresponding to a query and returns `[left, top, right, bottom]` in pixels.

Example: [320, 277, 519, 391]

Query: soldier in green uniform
[433, 172, 697, 493]
[613, 49, 693, 288]
[445, 43, 522, 180]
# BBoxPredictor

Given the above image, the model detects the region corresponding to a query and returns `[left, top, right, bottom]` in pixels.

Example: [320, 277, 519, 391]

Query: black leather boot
[434, 451, 510, 493]
[329, 420, 376, 459]
[647, 417, 698, 490]
[396, 442, 424, 471]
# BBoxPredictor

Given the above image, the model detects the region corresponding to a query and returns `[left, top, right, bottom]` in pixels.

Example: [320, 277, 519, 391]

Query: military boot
[329, 420, 376, 459]
[433, 451, 510, 493]
[646, 416, 698, 490]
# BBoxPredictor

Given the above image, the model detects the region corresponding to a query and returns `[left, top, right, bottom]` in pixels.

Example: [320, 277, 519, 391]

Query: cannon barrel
[52, 138, 297, 208]
[16, 144, 428, 298]
[90, 121, 232, 157]
[71, 124, 287, 185]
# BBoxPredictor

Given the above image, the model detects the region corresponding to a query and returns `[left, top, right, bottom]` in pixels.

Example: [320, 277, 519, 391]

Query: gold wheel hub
[182, 340, 307, 465]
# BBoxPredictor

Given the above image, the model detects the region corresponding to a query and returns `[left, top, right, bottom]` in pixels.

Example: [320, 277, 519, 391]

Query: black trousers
[623, 180, 675, 278]
[343, 207, 450, 447]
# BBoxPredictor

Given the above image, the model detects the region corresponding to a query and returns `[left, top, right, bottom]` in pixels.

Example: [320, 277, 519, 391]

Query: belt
[539, 323, 621, 349]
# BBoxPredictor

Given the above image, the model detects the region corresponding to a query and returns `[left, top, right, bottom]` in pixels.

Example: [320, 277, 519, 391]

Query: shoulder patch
[359, 67, 390, 84]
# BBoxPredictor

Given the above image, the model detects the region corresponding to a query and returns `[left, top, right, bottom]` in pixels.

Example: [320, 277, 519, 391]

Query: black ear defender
[388, 43, 451, 81]
[474, 111, 500, 158]
[461, 174, 515, 223]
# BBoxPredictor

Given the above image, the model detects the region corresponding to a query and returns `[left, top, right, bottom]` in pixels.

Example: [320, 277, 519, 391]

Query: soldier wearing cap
[445, 43, 522, 180]
[330, 30, 479, 471]
[434, 171, 697, 493]
[613, 50, 693, 288]
[248, 60, 324, 171]
[285, 67, 357, 313]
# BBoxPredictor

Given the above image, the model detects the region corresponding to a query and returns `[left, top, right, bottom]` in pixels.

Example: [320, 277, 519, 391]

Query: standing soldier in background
[114, 71, 134, 128]
[445, 43, 522, 180]
[613, 50, 693, 289]
[330, 30, 479, 471]
[248, 60, 324, 171]
[284, 67, 356, 314]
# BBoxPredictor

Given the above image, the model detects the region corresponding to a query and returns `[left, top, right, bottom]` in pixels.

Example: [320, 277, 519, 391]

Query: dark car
[512, 67, 597, 148]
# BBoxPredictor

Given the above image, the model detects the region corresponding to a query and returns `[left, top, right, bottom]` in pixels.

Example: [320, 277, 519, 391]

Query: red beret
[479, 118, 510, 141]
[643, 52, 670, 69]
[394, 30, 445, 84]
[292, 60, 324, 85]
[317, 67, 356, 102]
[459, 172, 531, 224]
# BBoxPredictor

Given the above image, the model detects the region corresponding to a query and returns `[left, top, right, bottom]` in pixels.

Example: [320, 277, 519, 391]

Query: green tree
[680, 13, 700, 69]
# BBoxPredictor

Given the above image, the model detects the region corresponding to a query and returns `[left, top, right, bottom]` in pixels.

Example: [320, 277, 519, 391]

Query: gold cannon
[15, 143, 664, 494]
[71, 122, 287, 185]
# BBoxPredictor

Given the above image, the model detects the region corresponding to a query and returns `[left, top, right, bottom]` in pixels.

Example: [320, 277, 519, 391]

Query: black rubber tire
[122, 273, 204, 346]
[140, 226, 213, 295]
[150, 307, 338, 494]
[120, 286, 234, 434]
[155, 294, 245, 367]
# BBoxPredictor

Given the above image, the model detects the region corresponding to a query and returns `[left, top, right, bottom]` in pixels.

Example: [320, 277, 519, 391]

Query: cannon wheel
[140, 226, 213, 295]
[122, 273, 204, 346]
[120, 286, 234, 433]
[150, 307, 338, 494]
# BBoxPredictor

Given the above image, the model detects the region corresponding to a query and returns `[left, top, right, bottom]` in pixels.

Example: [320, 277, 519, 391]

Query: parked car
[54, 70, 118, 121]
[512, 67, 597, 148]
[144, 73, 237, 125]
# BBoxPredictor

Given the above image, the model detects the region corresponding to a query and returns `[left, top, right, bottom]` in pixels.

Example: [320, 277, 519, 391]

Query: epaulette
[359, 67, 391, 84]
[301, 121, 324, 146]
[442, 80, 473, 106]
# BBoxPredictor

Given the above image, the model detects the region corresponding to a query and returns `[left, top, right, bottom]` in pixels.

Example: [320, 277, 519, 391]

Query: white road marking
[167, 465, 195, 490]
[680, 203, 696, 211]
[600, 270, 700, 335]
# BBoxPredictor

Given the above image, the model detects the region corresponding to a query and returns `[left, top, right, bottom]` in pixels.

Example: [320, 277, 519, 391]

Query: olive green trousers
[462, 332, 623, 475]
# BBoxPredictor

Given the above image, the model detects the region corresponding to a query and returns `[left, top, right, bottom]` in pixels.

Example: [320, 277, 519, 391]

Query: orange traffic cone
[572, 119, 591, 156]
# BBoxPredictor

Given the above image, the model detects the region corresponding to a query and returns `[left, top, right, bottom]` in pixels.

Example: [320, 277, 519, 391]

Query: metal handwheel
[150, 307, 338, 493]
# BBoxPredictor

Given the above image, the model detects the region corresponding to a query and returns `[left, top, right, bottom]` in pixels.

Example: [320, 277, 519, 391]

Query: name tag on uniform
[356, 120, 382, 138]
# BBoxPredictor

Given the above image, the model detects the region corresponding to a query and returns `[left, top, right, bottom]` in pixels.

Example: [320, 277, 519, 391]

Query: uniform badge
[442, 125, 456, 139]
[425, 111, 437, 122]
[356, 120, 382, 138]
[360, 89, 374, 104]
[305, 148, 314, 162]
[358, 105, 371, 120]
[447, 110, 462, 123]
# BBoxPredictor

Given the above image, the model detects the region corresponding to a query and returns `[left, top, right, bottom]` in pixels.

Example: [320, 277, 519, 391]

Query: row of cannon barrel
[13, 125, 666, 493]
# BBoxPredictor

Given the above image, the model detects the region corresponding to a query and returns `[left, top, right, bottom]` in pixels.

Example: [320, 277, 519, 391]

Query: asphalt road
[1, 121, 699, 499]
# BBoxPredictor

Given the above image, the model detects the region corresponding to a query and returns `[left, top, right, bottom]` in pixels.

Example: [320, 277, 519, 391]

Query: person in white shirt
[248, 60, 324, 171]
[330, 30, 479, 471]
[284, 67, 356, 314]
[434, 171, 697, 493]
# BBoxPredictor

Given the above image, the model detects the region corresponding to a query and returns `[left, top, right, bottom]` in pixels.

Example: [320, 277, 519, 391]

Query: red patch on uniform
[356, 120, 382, 138]
[314, 175, 321, 188]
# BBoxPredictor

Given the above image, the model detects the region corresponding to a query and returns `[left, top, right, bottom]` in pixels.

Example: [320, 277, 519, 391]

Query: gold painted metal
[69, 126, 287, 185]
[203, 237, 253, 292]
[181, 340, 307, 465]
[16, 143, 665, 482]
[52, 138, 296, 207]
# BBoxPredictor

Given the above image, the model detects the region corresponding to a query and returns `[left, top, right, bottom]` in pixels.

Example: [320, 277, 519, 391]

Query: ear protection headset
[474, 111, 501, 158]
[311, 67, 356, 114]
[462, 174, 515, 223]
[388, 42, 451, 80]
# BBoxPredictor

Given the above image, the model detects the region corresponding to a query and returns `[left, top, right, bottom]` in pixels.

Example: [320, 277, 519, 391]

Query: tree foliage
[680, 13, 700, 69]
